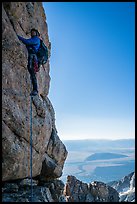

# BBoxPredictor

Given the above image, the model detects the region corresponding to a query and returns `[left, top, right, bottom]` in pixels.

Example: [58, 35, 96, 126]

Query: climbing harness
[30, 81, 33, 201]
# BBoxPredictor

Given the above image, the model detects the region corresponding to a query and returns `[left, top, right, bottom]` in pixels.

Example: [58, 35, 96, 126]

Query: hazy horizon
[62, 138, 135, 141]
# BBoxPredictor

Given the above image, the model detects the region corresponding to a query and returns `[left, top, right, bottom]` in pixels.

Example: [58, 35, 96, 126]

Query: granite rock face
[64, 175, 119, 202]
[2, 2, 67, 182]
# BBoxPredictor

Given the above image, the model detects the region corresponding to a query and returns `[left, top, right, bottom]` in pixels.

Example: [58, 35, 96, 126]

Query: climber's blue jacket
[17, 35, 40, 53]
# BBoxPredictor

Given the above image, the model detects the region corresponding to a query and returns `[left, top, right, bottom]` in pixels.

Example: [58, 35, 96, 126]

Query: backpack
[37, 39, 48, 68]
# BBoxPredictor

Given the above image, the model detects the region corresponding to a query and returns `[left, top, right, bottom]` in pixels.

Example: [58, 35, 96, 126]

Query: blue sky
[43, 2, 135, 140]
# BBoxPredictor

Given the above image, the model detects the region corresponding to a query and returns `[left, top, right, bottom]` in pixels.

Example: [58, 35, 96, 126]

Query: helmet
[31, 28, 40, 36]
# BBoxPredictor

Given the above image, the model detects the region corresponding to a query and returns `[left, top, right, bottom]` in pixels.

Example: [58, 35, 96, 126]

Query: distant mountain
[107, 172, 134, 192]
[85, 152, 128, 161]
[63, 139, 135, 152]
[107, 172, 135, 202]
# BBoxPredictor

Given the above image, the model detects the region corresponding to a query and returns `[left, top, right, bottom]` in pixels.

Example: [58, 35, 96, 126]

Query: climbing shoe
[30, 90, 38, 96]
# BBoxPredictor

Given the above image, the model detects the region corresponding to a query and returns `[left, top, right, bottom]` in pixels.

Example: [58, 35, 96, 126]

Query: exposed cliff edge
[2, 2, 68, 182]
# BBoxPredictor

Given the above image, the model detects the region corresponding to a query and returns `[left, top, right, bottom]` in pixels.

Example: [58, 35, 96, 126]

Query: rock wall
[2, 178, 66, 202]
[2, 2, 68, 182]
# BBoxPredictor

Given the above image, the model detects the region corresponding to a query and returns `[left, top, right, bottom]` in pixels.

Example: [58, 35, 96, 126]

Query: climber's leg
[27, 53, 38, 95]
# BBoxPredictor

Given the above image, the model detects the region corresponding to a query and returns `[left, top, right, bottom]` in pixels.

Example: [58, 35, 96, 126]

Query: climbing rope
[30, 81, 33, 201]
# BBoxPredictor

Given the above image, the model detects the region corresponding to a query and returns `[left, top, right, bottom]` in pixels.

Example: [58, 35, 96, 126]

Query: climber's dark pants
[27, 53, 38, 92]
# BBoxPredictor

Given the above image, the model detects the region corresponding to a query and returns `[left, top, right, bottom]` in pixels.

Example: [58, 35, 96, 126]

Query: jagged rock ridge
[108, 172, 135, 202]
[2, 172, 135, 202]
[64, 175, 119, 202]
[2, 2, 68, 182]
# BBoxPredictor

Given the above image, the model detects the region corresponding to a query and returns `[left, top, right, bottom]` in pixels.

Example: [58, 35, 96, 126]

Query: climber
[17, 28, 40, 96]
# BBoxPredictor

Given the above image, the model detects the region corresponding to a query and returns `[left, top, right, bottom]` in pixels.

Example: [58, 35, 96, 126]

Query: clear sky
[43, 2, 135, 140]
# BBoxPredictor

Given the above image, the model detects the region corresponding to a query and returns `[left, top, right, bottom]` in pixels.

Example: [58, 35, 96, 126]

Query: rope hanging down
[30, 82, 33, 201]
